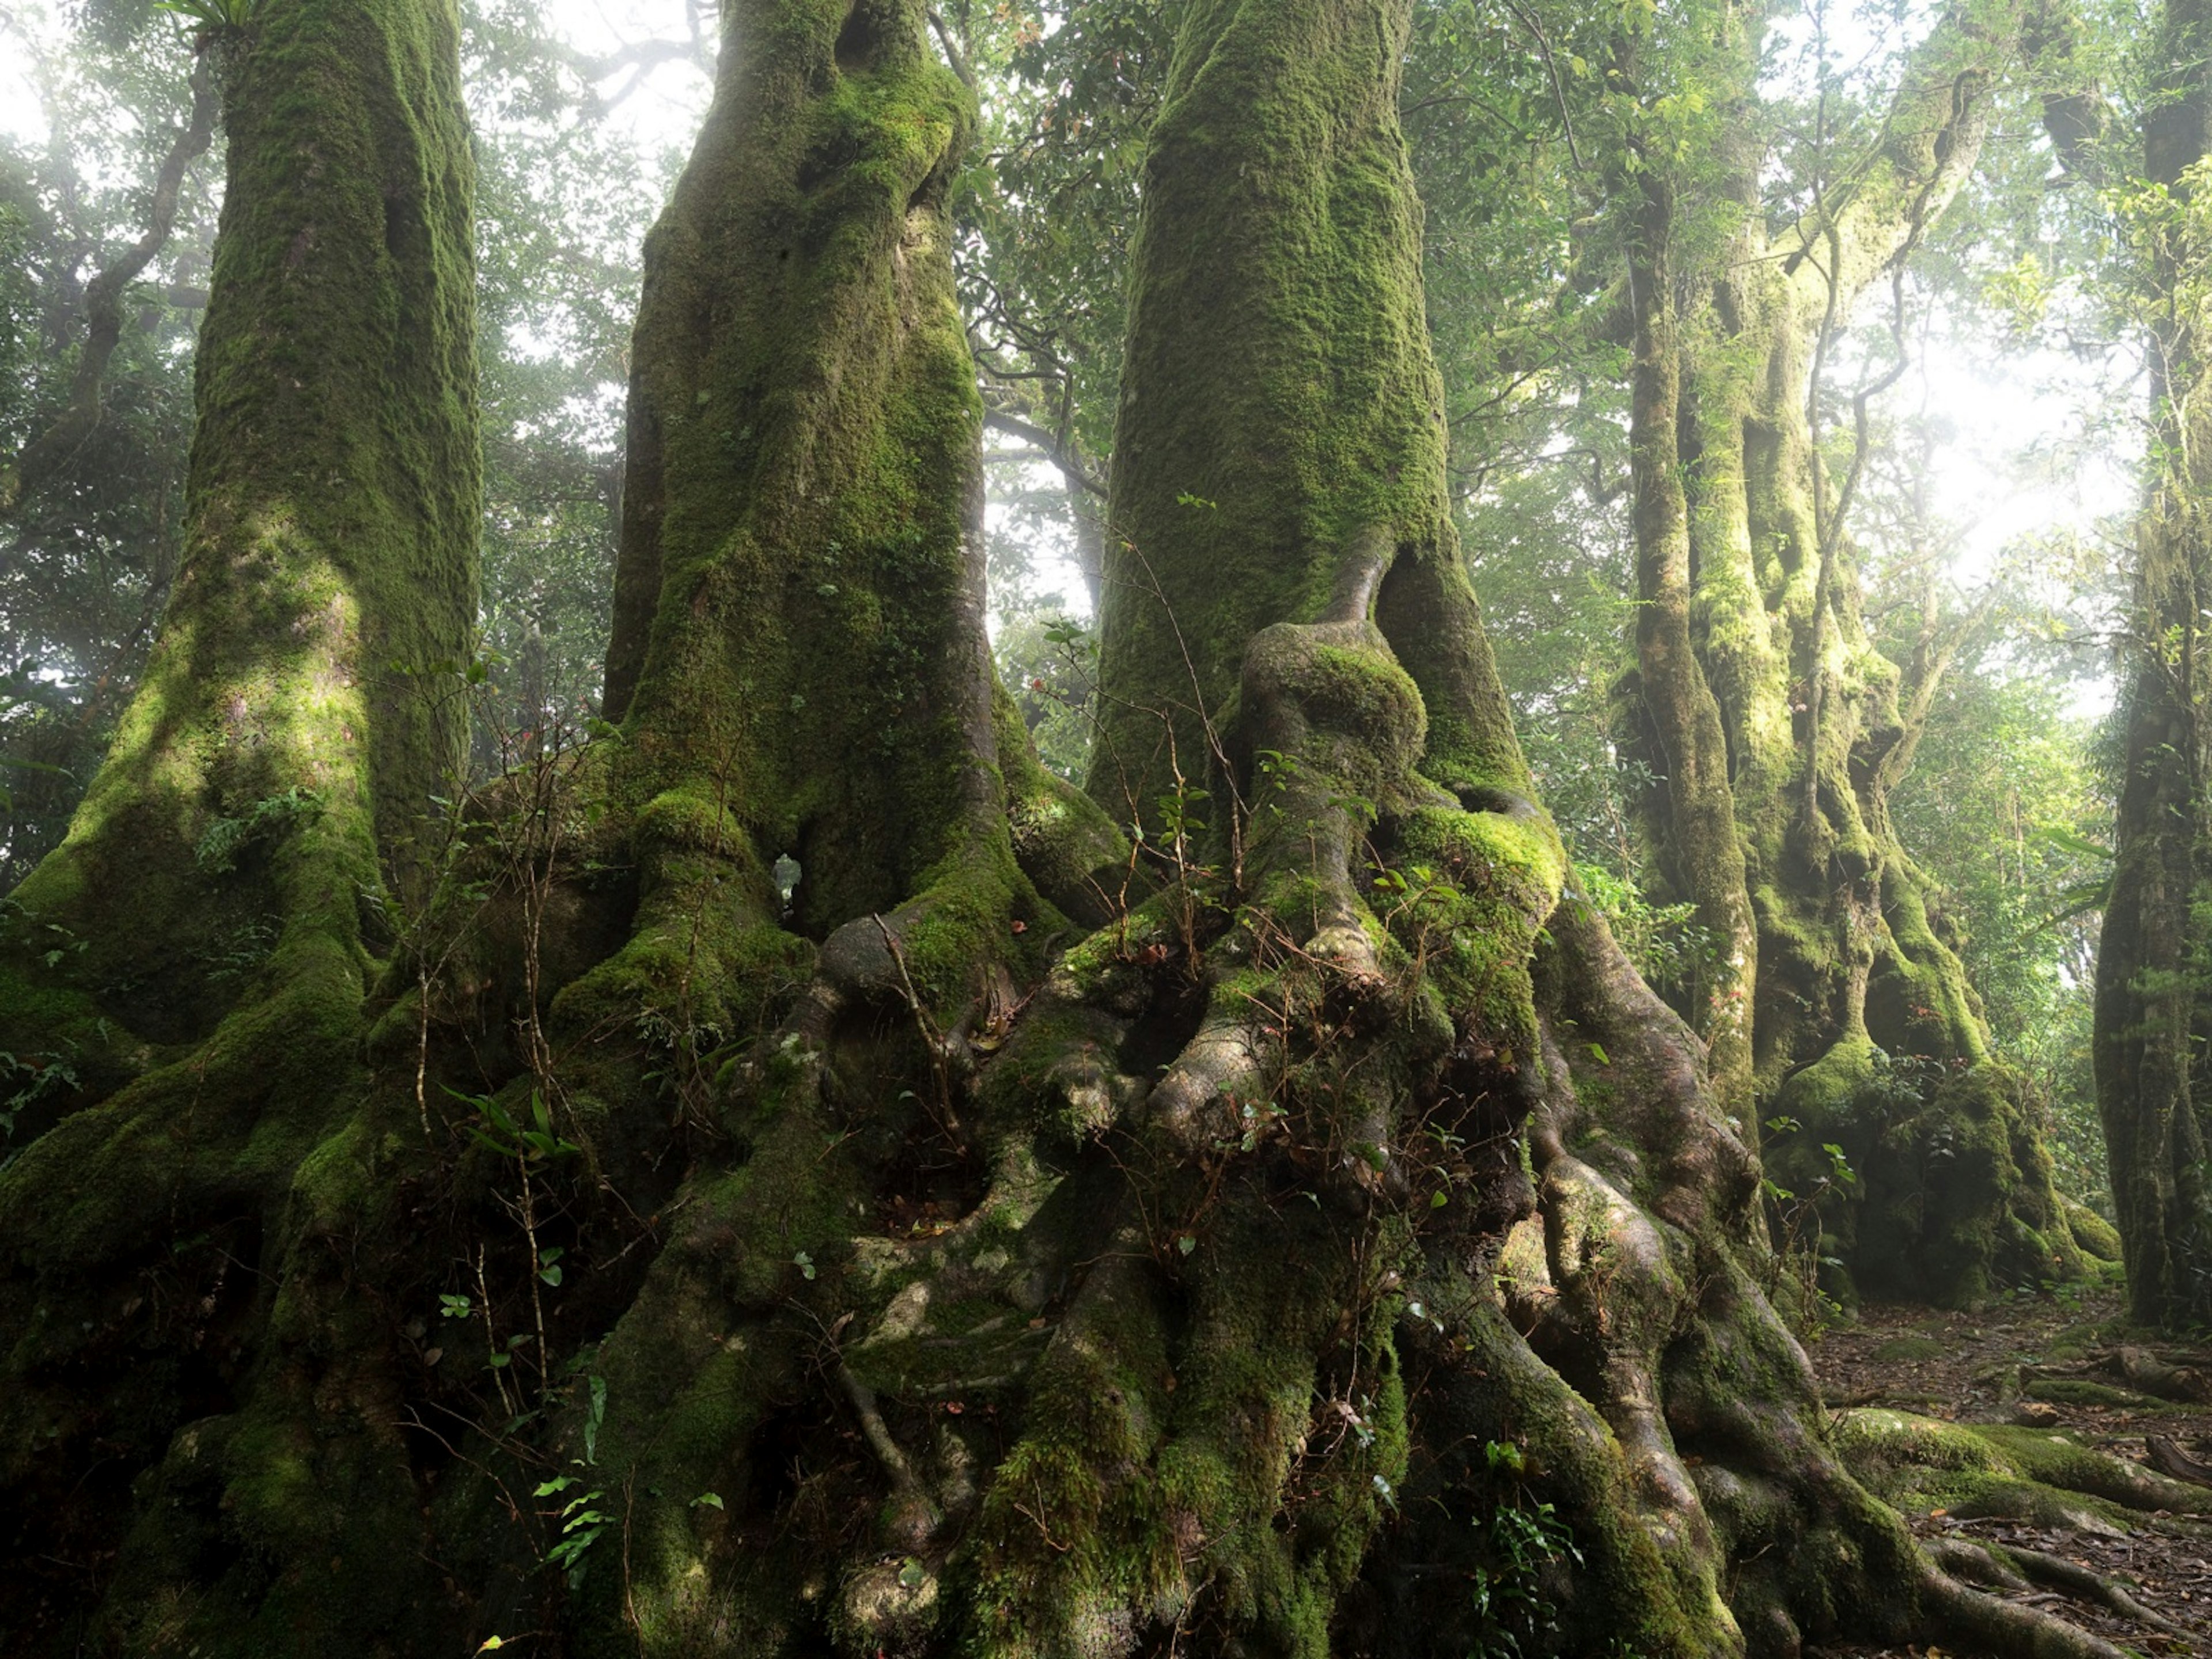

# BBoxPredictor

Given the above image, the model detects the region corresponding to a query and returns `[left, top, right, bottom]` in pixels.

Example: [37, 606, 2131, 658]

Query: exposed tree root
[2148, 1433, 2212, 1488]
[2103, 1345, 2212, 1404]
[1930, 1535, 2192, 1639]
[1918, 1570, 2137, 1659]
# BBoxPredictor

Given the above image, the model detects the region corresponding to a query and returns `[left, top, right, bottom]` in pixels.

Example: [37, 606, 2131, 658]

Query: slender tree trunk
[1619, 1, 2090, 1306]
[2094, 0, 2212, 1329]
[1, 51, 219, 513]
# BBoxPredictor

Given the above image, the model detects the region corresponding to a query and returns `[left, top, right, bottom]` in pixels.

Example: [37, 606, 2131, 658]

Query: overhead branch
[925, 8, 975, 89]
[983, 408, 1105, 498]
[3, 50, 217, 513]
[1775, 5, 2014, 319]
[552, 35, 711, 114]
[1499, 0, 1586, 170]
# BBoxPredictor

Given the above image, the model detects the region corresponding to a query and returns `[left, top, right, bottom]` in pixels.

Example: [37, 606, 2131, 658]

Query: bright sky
[545, 0, 711, 148]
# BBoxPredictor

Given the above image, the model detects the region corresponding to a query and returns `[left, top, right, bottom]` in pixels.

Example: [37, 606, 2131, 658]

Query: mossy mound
[1836, 1408, 2210, 1532]
[1770, 1041, 2087, 1307]
[2059, 1198, 2123, 1263]
[1871, 1336, 1948, 1363]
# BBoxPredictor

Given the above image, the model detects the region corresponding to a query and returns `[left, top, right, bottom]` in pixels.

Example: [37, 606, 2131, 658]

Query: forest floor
[1805, 1285, 2212, 1659]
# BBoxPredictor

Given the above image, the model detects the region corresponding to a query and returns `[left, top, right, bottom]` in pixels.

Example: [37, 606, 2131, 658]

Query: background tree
[2093, 0, 2212, 1327]
[0, 12, 221, 888]
[1583, 0, 2100, 1305]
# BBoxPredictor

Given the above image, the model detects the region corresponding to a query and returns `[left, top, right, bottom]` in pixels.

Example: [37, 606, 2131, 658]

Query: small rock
[2012, 1400, 2061, 1427]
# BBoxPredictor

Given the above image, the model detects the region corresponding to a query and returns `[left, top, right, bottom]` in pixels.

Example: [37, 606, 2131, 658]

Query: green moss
[604, 0, 996, 955]
[1869, 1335, 1946, 1363]
[2061, 1196, 2123, 1263]
[967, 1259, 1185, 1658]
[1088, 0, 1472, 831]
[1771, 1038, 2087, 1306]
[1835, 1408, 2202, 1530]
[993, 679, 1131, 927]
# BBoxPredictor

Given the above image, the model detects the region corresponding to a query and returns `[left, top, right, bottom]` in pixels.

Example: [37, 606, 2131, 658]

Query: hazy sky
[0, 0, 2142, 648]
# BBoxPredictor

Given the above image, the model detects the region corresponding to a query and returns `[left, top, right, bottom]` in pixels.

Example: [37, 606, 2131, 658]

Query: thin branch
[983, 408, 1106, 498]
[925, 9, 975, 89]
[1500, 0, 1585, 171]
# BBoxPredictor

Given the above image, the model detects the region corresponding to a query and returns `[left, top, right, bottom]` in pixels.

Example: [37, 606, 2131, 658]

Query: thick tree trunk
[0, 0, 480, 1646]
[2094, 0, 2212, 1329]
[1619, 2, 2091, 1306]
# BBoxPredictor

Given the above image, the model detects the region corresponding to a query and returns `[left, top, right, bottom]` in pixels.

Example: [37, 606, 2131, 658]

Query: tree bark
[1618, 0, 2091, 1306]
[0, 0, 480, 1646]
[2093, 0, 2212, 1329]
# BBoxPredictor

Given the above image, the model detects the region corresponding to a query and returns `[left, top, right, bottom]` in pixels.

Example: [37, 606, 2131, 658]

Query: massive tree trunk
[0, 0, 2169, 1654]
[2094, 0, 2212, 1329]
[1616, 1, 2093, 1306]
[0, 0, 480, 1645]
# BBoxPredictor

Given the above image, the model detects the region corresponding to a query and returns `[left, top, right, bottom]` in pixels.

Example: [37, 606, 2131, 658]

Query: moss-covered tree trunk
[567, 0, 2157, 1653]
[0, 0, 2166, 1654]
[1616, 2, 2097, 1307]
[0, 0, 480, 1645]
[2094, 0, 2212, 1330]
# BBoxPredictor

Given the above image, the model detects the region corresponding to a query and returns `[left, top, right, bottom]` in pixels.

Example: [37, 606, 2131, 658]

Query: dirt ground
[1804, 1286, 2212, 1658]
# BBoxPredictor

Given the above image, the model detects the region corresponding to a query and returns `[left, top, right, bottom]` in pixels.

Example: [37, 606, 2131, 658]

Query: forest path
[1807, 1287, 2212, 1658]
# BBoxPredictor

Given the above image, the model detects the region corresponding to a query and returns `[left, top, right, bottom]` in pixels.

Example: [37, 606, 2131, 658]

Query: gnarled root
[1930, 1536, 2190, 1639]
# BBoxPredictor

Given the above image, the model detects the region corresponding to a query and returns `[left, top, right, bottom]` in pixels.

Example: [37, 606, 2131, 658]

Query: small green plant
[534, 1475, 610, 1588]
[531, 1377, 609, 1587]
[194, 786, 322, 874]
[440, 1087, 581, 1410]
[154, 0, 263, 34]
[0, 1048, 77, 1170]
[32, 920, 88, 969]
[448, 1085, 579, 1164]
[1467, 1440, 1581, 1658]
